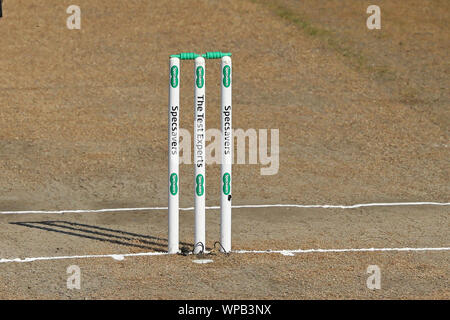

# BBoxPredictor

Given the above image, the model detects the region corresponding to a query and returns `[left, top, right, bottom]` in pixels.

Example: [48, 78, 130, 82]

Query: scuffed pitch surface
[1, 251, 449, 299]
[0, 0, 448, 209]
[0, 0, 448, 298]
[0, 206, 448, 299]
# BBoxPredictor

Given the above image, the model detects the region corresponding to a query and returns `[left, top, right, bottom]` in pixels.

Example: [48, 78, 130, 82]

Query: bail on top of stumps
[168, 52, 232, 255]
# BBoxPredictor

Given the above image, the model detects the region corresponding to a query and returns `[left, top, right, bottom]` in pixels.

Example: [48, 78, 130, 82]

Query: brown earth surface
[0, 0, 448, 299]
[0, 206, 449, 299]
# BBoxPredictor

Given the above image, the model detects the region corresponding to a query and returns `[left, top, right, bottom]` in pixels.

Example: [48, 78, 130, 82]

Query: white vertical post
[194, 57, 206, 253]
[168, 57, 180, 254]
[220, 56, 232, 252]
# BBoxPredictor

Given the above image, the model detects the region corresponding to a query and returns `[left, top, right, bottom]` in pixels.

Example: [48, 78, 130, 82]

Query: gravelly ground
[0, 0, 448, 299]
[0, 206, 448, 299]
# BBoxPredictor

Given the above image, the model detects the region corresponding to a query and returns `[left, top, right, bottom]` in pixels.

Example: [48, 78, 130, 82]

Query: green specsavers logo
[222, 65, 231, 88]
[196, 66, 204, 88]
[222, 173, 231, 195]
[195, 174, 204, 196]
[170, 66, 179, 88]
[169, 173, 178, 195]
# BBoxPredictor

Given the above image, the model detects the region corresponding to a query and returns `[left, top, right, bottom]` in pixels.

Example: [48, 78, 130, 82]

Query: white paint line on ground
[0, 247, 448, 264]
[235, 247, 450, 254]
[280, 251, 295, 256]
[0, 202, 448, 215]
[192, 259, 214, 264]
[0, 251, 167, 263]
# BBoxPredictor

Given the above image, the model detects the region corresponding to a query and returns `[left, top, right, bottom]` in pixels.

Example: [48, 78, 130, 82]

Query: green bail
[202, 52, 232, 59]
[170, 53, 201, 60]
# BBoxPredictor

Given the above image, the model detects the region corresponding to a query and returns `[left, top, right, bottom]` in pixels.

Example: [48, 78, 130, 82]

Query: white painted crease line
[232, 202, 450, 209]
[0, 251, 168, 263]
[0, 247, 449, 264]
[234, 247, 450, 254]
[0, 202, 449, 215]
[0, 207, 169, 215]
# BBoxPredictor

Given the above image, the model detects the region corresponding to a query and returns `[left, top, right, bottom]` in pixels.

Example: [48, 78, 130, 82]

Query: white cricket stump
[168, 57, 180, 254]
[220, 56, 232, 253]
[194, 57, 206, 254]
